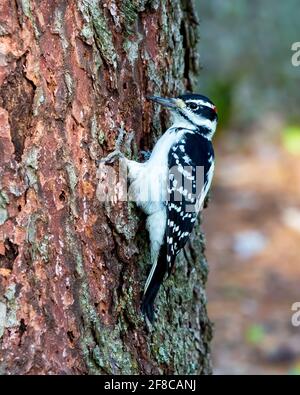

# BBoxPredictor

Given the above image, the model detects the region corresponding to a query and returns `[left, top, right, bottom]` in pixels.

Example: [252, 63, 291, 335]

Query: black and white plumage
[165, 131, 215, 274]
[107, 94, 218, 323]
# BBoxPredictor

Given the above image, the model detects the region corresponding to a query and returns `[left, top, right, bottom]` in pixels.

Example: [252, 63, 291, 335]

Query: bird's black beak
[147, 96, 186, 109]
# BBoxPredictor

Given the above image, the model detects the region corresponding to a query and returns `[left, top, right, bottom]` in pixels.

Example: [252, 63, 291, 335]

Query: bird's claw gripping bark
[99, 125, 126, 165]
[141, 150, 152, 161]
[101, 149, 124, 164]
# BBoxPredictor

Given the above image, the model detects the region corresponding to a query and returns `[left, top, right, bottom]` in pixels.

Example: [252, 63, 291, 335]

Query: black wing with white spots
[141, 130, 214, 323]
[165, 131, 214, 273]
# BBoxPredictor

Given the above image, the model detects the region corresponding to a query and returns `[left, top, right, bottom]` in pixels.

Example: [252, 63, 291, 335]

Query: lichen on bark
[0, 0, 212, 374]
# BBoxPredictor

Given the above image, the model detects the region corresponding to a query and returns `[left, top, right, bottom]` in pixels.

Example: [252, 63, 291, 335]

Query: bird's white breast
[132, 127, 186, 215]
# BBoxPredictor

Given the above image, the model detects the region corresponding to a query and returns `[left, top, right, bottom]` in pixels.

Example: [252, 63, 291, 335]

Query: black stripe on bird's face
[147, 93, 218, 134]
[177, 103, 218, 124]
[178, 94, 218, 124]
[191, 105, 218, 122]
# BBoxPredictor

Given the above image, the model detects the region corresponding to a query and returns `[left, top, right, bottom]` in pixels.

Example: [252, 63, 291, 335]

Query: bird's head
[148, 93, 218, 139]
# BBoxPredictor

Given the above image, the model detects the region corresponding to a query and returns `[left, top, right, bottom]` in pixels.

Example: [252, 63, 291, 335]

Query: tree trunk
[0, 0, 212, 374]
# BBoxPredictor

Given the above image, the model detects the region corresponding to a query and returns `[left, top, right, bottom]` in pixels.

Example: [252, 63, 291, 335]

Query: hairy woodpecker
[104, 93, 218, 323]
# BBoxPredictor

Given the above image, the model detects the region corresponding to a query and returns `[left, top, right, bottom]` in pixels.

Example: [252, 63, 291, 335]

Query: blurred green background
[197, 0, 300, 129]
[195, 1, 300, 375]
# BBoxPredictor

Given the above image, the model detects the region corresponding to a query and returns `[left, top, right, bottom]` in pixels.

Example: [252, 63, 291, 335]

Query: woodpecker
[103, 93, 218, 323]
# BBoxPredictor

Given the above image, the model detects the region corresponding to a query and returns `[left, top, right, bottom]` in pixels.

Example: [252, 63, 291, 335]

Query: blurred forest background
[195, 1, 300, 374]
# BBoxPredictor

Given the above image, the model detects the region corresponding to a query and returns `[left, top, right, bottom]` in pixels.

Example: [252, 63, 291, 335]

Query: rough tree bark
[0, 0, 212, 374]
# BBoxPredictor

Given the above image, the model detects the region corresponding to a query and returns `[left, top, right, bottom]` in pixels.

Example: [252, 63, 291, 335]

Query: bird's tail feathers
[141, 243, 167, 323]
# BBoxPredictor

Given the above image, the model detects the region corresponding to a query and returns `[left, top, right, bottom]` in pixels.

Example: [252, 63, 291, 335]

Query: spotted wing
[165, 132, 214, 273]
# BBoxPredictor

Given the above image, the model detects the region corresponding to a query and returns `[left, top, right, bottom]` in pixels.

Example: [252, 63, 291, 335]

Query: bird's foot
[101, 149, 124, 165]
[98, 124, 126, 165]
[141, 150, 152, 161]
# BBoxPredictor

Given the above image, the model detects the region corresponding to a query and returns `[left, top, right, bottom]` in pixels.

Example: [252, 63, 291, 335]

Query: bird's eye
[188, 102, 198, 110]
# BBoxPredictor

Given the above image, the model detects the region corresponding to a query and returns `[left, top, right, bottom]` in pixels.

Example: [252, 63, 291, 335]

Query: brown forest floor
[203, 121, 300, 375]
